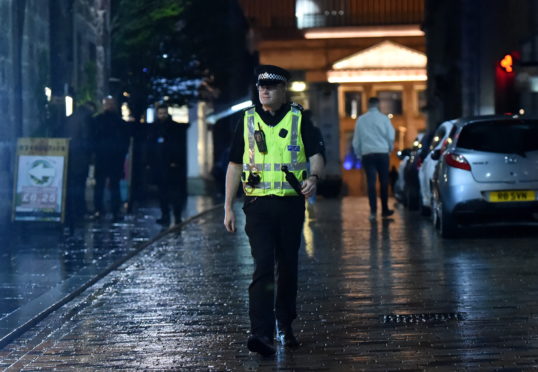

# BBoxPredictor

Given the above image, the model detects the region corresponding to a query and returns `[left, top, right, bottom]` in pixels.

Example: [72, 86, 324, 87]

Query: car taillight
[444, 153, 471, 171]
[415, 157, 423, 169]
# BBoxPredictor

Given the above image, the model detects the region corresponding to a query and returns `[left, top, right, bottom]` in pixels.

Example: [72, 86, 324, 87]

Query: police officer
[224, 65, 325, 356]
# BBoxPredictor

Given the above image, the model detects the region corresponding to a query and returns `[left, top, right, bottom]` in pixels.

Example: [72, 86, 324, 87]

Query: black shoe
[247, 335, 276, 356]
[156, 217, 170, 226]
[382, 209, 394, 218]
[276, 326, 300, 348]
[112, 213, 123, 222]
[89, 211, 102, 220]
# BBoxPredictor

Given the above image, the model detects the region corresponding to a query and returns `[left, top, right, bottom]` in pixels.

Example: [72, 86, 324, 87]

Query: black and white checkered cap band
[258, 72, 287, 82]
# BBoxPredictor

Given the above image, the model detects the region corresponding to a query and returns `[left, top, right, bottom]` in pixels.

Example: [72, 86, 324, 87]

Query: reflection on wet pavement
[0, 197, 215, 340]
[2, 197, 538, 370]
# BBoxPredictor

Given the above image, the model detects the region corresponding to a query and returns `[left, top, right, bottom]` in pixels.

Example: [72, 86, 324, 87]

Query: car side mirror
[430, 149, 441, 161]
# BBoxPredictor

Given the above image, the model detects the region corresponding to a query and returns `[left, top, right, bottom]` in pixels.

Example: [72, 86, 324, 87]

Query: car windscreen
[457, 120, 538, 154]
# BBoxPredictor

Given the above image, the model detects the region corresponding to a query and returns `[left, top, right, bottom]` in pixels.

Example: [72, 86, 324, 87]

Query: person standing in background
[65, 101, 96, 227]
[148, 104, 189, 226]
[352, 96, 395, 221]
[91, 96, 129, 221]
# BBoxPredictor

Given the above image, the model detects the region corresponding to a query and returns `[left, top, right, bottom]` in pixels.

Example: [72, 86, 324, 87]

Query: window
[429, 126, 447, 151]
[457, 120, 538, 153]
[344, 91, 362, 119]
[378, 91, 402, 115]
[417, 90, 426, 113]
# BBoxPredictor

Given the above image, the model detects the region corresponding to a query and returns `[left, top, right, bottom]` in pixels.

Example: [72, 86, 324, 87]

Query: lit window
[378, 91, 402, 115]
[417, 90, 426, 113]
[344, 91, 362, 119]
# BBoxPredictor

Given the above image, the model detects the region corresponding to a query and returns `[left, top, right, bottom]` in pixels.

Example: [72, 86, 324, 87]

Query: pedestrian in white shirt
[352, 97, 396, 220]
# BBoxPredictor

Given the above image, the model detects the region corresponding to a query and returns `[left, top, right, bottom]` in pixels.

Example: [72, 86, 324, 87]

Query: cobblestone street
[2, 197, 538, 371]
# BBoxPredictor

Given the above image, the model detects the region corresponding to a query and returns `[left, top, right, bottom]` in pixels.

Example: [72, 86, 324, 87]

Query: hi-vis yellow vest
[242, 104, 308, 196]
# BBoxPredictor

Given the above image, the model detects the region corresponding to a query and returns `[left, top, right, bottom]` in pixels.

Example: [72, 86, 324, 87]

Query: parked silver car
[394, 133, 425, 207]
[431, 116, 538, 238]
[418, 120, 456, 215]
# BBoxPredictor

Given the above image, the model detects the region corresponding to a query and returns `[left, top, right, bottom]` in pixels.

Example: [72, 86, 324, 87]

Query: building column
[187, 102, 214, 195]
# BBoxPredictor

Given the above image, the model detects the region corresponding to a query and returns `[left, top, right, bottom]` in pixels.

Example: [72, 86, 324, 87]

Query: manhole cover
[381, 312, 465, 324]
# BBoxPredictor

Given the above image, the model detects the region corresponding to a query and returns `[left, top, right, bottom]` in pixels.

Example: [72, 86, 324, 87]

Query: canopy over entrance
[328, 40, 427, 83]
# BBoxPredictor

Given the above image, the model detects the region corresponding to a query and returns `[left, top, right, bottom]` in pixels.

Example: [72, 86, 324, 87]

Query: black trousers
[243, 195, 305, 338]
[65, 165, 88, 224]
[94, 163, 122, 215]
[362, 153, 390, 214]
[155, 166, 186, 221]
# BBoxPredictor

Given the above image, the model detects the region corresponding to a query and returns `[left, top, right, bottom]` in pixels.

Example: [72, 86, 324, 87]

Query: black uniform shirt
[229, 103, 325, 163]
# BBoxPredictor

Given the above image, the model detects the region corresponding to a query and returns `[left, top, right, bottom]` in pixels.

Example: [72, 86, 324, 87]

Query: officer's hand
[301, 177, 317, 198]
[224, 208, 236, 233]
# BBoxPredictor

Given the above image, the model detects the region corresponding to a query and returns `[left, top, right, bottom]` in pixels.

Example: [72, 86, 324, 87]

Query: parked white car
[418, 120, 456, 215]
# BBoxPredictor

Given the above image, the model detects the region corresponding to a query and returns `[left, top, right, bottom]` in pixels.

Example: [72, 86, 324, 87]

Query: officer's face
[258, 83, 286, 110]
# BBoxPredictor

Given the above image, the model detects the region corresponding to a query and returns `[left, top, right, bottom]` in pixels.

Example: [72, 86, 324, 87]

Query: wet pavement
[2, 197, 538, 370]
[0, 196, 217, 349]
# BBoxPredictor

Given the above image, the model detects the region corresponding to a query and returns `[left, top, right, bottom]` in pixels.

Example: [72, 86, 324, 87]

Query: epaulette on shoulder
[243, 104, 255, 112]
[291, 102, 304, 111]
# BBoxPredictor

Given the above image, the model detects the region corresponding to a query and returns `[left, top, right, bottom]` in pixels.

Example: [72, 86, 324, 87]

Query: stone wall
[21, 0, 51, 136]
[0, 0, 111, 229]
[0, 1, 19, 229]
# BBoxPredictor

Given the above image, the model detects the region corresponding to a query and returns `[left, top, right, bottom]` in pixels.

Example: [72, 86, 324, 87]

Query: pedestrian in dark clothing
[91, 97, 129, 221]
[224, 65, 325, 356]
[126, 117, 148, 214]
[65, 101, 96, 226]
[148, 105, 189, 226]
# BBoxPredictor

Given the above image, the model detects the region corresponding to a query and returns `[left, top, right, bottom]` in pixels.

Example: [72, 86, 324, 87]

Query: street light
[65, 96, 73, 117]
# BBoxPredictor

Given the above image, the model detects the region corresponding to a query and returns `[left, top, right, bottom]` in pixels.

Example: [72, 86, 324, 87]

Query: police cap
[255, 65, 290, 86]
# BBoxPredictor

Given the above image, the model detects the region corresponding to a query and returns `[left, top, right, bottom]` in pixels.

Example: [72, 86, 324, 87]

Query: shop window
[417, 89, 426, 113]
[343, 130, 361, 170]
[378, 91, 402, 115]
[344, 91, 362, 119]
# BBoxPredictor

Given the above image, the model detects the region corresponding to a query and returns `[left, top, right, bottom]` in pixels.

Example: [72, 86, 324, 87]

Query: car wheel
[405, 185, 419, 211]
[438, 201, 458, 239]
[432, 196, 440, 228]
[395, 188, 406, 206]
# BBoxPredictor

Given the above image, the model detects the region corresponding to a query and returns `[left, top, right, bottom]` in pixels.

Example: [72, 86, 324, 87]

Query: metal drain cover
[382, 312, 465, 324]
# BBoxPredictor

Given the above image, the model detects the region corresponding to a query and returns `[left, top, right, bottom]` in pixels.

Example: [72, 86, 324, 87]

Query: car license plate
[489, 190, 536, 202]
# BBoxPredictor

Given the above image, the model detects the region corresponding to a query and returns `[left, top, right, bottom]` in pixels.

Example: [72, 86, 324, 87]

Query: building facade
[238, 0, 426, 196]
[0, 0, 111, 228]
[424, 0, 538, 126]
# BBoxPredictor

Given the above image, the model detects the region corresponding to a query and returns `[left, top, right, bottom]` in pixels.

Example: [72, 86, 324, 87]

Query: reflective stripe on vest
[272, 163, 307, 172]
[246, 108, 256, 166]
[242, 163, 272, 172]
[290, 106, 300, 164]
[242, 106, 307, 196]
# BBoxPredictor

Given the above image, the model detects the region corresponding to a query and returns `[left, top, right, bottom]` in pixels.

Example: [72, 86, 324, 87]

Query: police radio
[246, 172, 261, 188]
[254, 124, 267, 153]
